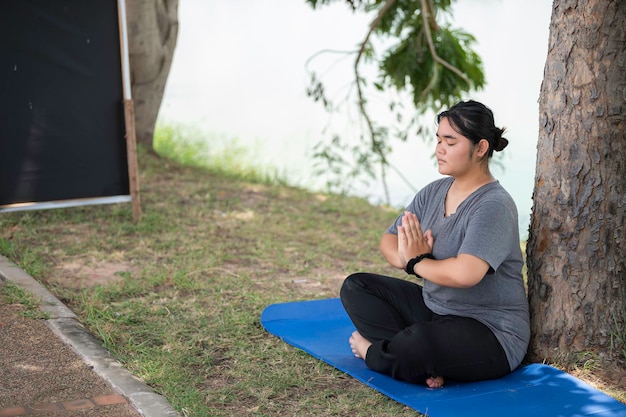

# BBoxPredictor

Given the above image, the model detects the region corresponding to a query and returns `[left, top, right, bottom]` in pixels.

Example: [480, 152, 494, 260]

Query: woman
[340, 100, 530, 388]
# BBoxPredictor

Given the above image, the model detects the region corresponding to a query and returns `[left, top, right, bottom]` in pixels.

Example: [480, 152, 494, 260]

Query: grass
[154, 121, 291, 187]
[612, 312, 626, 363]
[0, 280, 50, 320]
[0, 128, 419, 416]
[1, 125, 624, 414]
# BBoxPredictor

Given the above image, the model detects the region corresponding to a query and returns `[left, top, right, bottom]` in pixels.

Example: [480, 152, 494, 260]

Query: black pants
[340, 272, 510, 385]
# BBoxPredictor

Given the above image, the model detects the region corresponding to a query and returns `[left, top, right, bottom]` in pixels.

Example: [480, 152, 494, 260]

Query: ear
[476, 139, 490, 157]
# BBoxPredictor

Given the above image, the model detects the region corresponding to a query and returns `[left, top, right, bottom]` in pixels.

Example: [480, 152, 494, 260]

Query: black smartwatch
[405, 253, 435, 277]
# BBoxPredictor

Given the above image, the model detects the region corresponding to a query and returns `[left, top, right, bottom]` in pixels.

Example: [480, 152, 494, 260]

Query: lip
[437, 159, 446, 164]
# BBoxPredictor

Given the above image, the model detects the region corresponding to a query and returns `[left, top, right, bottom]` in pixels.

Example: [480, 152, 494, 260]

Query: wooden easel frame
[118, 0, 142, 222]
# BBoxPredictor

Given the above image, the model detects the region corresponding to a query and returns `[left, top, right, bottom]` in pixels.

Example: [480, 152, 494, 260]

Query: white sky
[159, 0, 553, 236]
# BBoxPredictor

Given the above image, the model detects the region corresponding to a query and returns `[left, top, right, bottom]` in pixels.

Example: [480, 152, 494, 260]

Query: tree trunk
[126, 0, 179, 150]
[527, 0, 626, 366]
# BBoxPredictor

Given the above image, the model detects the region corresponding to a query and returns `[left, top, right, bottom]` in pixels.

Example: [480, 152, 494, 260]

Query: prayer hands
[397, 211, 433, 267]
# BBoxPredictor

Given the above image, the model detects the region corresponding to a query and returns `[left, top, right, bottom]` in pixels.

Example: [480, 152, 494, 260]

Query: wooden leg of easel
[124, 98, 142, 222]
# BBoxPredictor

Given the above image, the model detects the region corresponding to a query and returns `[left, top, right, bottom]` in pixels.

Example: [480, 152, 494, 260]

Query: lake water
[157, 0, 553, 239]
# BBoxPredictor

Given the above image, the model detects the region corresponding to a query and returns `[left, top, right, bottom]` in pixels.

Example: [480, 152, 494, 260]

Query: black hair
[437, 100, 508, 157]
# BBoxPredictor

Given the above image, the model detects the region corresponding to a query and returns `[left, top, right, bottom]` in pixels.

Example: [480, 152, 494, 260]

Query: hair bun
[494, 137, 509, 152]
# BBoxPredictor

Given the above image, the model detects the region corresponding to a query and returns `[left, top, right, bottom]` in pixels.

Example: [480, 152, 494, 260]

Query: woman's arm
[398, 211, 490, 288]
[413, 254, 489, 288]
[380, 233, 404, 269]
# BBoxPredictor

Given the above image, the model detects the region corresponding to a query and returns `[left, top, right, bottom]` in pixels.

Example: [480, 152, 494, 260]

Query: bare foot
[426, 376, 444, 388]
[349, 331, 372, 359]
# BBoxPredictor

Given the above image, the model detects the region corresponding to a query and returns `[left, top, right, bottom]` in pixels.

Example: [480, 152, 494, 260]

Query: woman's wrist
[405, 253, 435, 277]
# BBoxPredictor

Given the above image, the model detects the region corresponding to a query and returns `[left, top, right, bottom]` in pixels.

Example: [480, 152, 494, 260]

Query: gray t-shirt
[386, 176, 530, 370]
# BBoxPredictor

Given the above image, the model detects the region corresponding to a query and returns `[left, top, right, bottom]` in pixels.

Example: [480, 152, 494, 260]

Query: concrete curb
[0, 255, 180, 417]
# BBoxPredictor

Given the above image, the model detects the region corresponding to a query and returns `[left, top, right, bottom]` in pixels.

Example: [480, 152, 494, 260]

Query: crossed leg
[341, 273, 508, 387]
[349, 330, 444, 388]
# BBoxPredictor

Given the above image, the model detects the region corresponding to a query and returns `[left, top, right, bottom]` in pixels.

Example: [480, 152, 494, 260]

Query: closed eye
[437, 138, 457, 146]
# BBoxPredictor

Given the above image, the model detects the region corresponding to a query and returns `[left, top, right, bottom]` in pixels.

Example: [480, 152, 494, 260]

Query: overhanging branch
[420, 0, 470, 84]
[354, 0, 397, 204]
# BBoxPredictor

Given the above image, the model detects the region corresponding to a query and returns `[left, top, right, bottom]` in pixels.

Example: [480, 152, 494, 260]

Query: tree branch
[420, 0, 470, 84]
[426, 0, 439, 31]
[354, 0, 397, 204]
[388, 161, 419, 194]
[304, 48, 357, 70]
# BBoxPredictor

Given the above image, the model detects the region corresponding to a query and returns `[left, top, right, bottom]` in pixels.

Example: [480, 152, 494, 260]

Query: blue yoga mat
[261, 298, 626, 417]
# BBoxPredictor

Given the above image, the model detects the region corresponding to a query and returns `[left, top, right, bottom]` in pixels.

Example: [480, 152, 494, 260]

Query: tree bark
[126, 0, 179, 150]
[527, 0, 626, 366]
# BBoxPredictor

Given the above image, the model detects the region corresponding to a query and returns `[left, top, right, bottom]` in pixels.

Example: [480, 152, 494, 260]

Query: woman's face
[435, 117, 477, 177]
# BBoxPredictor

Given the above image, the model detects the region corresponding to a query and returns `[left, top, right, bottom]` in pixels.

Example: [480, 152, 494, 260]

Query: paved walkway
[0, 255, 180, 417]
[0, 394, 128, 416]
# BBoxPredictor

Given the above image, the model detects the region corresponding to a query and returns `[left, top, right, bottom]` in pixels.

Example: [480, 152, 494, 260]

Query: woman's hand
[397, 211, 434, 267]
